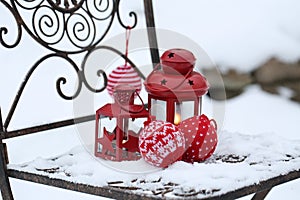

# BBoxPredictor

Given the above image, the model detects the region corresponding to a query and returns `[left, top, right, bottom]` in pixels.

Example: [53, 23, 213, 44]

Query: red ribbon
[124, 26, 131, 66]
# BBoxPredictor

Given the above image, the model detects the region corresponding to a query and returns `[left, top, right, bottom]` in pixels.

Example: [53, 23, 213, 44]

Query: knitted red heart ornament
[179, 114, 218, 163]
[139, 120, 185, 168]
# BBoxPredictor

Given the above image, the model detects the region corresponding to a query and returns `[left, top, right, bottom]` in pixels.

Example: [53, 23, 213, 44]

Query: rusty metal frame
[0, 0, 299, 199]
[0, 0, 160, 199]
[0, 0, 142, 132]
[6, 168, 300, 200]
[143, 0, 159, 67]
[0, 108, 13, 200]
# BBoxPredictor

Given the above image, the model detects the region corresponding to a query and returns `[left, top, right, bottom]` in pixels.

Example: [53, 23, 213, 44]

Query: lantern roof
[161, 48, 196, 64]
[96, 103, 149, 118]
[160, 49, 196, 75]
[144, 48, 209, 99]
[144, 70, 209, 99]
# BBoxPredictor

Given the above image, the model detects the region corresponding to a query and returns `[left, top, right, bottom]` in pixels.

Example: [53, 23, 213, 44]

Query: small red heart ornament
[139, 120, 185, 168]
[179, 114, 218, 163]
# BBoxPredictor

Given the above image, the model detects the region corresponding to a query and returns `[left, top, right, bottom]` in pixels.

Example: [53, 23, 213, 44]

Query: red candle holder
[95, 85, 149, 161]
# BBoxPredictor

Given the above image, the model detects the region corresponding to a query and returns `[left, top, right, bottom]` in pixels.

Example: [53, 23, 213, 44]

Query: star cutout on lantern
[161, 79, 167, 85]
[97, 128, 115, 152]
[188, 79, 194, 85]
[168, 53, 175, 58]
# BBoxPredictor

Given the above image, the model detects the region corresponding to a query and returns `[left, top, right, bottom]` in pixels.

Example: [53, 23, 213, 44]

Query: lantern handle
[210, 119, 218, 131]
[147, 63, 194, 91]
[114, 89, 146, 114]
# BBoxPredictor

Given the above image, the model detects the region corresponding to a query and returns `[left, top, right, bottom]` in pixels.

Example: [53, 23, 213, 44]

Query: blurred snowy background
[1, 0, 300, 199]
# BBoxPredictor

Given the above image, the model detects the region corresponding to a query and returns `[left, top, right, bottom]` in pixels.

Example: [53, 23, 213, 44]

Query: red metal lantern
[95, 85, 149, 161]
[144, 48, 209, 125]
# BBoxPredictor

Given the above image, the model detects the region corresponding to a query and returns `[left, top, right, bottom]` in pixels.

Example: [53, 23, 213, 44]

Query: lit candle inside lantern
[174, 103, 181, 125]
[174, 113, 181, 125]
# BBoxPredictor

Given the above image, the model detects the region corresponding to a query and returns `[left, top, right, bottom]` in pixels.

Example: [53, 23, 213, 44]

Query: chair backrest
[0, 1, 159, 199]
[0, 0, 159, 138]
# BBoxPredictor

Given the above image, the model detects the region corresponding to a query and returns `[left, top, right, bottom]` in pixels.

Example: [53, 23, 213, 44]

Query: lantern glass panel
[199, 97, 202, 115]
[175, 101, 196, 123]
[151, 99, 166, 121]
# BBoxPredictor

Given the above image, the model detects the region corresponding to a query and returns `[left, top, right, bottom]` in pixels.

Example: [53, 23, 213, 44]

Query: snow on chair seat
[7, 131, 300, 199]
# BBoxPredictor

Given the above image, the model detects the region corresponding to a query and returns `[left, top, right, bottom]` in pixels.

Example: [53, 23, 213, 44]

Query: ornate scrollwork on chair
[0, 0, 138, 130]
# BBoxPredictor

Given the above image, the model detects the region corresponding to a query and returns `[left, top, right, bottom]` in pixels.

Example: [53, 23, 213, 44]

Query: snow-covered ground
[1, 0, 300, 199]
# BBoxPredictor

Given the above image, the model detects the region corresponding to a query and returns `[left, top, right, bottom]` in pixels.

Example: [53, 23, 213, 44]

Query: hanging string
[124, 26, 131, 66]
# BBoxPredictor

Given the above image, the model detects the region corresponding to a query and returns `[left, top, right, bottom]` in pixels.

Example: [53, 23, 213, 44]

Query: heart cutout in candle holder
[178, 114, 218, 163]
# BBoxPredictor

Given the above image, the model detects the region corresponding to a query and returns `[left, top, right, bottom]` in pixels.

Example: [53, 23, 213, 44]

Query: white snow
[7, 128, 300, 199]
[222, 86, 300, 138]
[1, 0, 300, 199]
